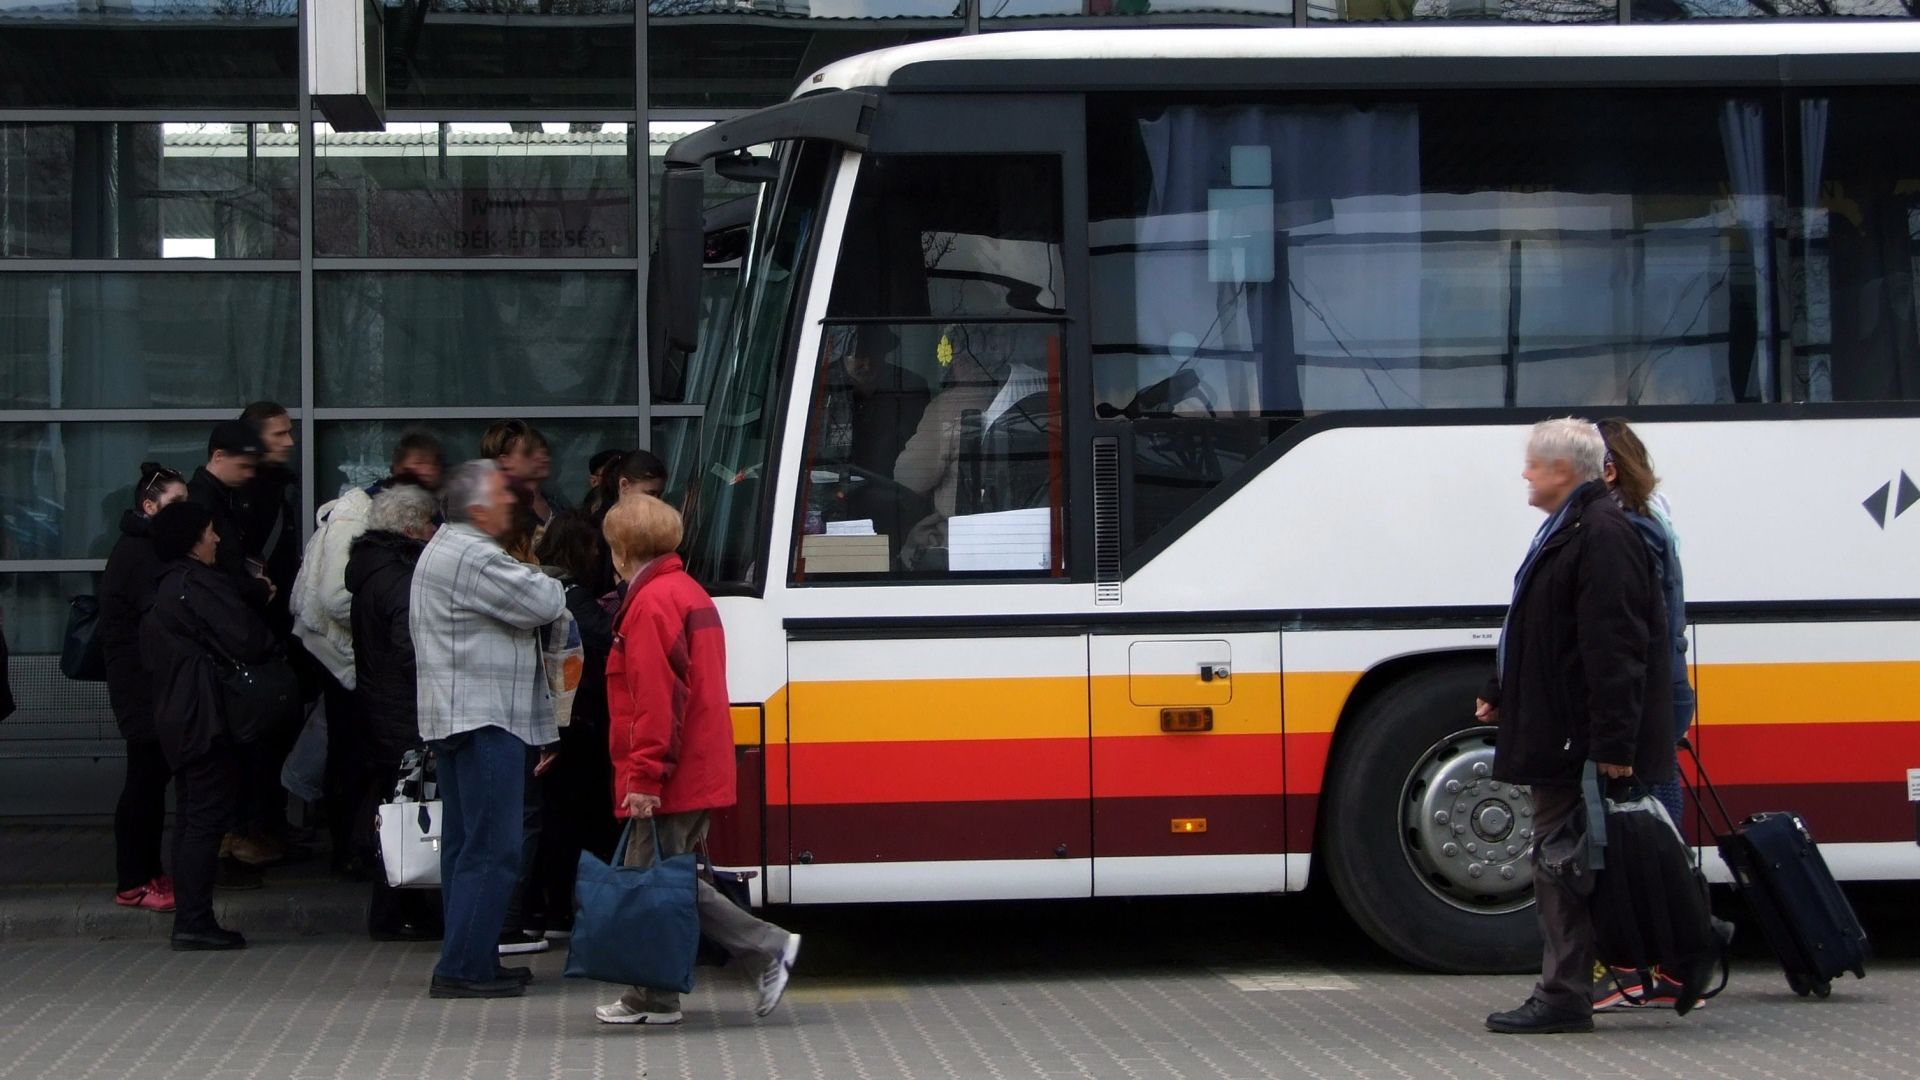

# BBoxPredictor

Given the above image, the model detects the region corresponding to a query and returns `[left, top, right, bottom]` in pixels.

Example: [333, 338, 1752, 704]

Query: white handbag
[376, 750, 442, 889]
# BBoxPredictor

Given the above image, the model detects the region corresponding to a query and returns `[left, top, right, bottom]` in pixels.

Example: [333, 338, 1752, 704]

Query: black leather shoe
[429, 975, 525, 999]
[171, 928, 247, 952]
[1486, 997, 1593, 1034]
[495, 965, 534, 985]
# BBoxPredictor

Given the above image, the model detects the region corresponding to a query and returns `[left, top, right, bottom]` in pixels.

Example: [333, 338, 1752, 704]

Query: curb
[0, 879, 372, 943]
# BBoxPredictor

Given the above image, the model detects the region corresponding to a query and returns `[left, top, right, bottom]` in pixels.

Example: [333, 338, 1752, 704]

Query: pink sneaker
[115, 881, 175, 913]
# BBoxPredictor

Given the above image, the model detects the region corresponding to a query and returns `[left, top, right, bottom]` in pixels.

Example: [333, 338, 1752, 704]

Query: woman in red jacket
[594, 494, 800, 1027]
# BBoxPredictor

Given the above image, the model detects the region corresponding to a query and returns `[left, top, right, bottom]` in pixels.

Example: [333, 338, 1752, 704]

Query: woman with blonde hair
[594, 495, 800, 1026]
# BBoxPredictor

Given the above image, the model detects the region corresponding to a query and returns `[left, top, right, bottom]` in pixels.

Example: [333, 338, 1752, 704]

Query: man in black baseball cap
[187, 419, 271, 608]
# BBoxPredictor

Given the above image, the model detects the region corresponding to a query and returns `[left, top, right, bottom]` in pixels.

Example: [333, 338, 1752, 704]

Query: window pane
[1790, 92, 1920, 403]
[792, 321, 1066, 581]
[315, 122, 636, 258]
[0, 573, 94, 655]
[315, 271, 638, 407]
[380, 0, 636, 108]
[0, 274, 299, 409]
[0, 2, 297, 108]
[1311, 0, 1613, 19]
[650, 416, 704, 504]
[0, 123, 299, 259]
[1089, 92, 1778, 549]
[315, 417, 638, 504]
[648, 25, 957, 109]
[828, 154, 1066, 319]
[0, 422, 217, 559]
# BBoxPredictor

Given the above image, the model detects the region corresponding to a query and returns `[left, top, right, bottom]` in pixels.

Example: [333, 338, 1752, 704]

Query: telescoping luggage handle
[1677, 736, 1740, 838]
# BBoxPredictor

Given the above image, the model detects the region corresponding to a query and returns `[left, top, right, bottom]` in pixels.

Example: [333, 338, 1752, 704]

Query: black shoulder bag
[184, 590, 301, 745]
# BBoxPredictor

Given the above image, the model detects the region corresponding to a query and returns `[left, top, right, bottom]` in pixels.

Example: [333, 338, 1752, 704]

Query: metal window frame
[0, 260, 299, 272]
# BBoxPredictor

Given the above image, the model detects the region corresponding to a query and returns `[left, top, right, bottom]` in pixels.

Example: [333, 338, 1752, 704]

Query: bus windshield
[681, 141, 834, 590]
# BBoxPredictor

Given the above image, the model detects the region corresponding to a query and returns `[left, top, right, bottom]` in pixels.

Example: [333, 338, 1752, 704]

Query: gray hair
[1527, 417, 1607, 482]
[367, 484, 438, 536]
[441, 459, 500, 525]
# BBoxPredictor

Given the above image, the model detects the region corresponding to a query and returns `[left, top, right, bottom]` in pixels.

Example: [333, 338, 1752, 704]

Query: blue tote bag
[565, 820, 701, 993]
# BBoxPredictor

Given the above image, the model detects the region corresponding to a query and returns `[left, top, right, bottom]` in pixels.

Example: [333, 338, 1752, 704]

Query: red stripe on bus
[1697, 721, 1920, 786]
[1092, 734, 1286, 797]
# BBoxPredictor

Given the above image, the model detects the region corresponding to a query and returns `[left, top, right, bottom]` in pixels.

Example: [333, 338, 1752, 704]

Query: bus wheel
[1321, 663, 1540, 974]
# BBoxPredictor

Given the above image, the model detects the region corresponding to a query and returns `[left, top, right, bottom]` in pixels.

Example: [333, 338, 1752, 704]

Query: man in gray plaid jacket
[411, 460, 567, 999]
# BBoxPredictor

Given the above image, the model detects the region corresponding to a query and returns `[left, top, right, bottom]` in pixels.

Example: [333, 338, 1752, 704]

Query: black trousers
[529, 723, 618, 928]
[321, 674, 363, 864]
[173, 743, 246, 934]
[115, 738, 173, 892]
[1529, 783, 1595, 1017]
[501, 744, 544, 935]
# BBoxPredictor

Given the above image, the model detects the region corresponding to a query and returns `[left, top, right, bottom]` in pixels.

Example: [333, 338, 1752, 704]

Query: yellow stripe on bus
[730, 660, 1920, 748]
[1694, 661, 1920, 727]
[786, 676, 1088, 743]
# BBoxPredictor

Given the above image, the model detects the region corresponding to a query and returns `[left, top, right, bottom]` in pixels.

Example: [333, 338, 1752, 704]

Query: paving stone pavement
[1, 909, 1916, 1080]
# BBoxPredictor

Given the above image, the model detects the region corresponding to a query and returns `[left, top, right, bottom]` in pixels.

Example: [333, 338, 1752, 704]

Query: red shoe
[115, 881, 175, 913]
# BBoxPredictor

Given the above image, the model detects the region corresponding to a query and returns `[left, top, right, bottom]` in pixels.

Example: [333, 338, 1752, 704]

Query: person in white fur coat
[288, 434, 443, 874]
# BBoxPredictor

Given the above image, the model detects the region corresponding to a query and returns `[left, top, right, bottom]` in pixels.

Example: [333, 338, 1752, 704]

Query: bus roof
[800, 23, 1920, 95]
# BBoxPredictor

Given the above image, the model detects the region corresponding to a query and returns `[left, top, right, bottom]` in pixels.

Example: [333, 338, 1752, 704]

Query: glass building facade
[1, 0, 1916, 808]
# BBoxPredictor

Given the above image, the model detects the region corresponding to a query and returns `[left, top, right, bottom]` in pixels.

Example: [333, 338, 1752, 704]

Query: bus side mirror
[659, 165, 707, 357]
[647, 248, 689, 404]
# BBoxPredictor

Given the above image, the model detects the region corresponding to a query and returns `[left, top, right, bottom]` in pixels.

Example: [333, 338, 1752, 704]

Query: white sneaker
[755, 933, 801, 1017]
[498, 930, 550, 956]
[595, 1000, 684, 1026]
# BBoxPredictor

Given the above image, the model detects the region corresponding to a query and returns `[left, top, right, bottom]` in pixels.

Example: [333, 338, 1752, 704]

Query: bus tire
[1320, 661, 1541, 974]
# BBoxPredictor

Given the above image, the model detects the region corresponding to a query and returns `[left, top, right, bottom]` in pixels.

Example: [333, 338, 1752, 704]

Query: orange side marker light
[1171, 818, 1208, 834]
[1160, 707, 1213, 732]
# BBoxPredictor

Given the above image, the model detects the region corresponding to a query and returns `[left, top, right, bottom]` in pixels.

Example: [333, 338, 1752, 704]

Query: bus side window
[792, 150, 1071, 584]
[795, 321, 1067, 581]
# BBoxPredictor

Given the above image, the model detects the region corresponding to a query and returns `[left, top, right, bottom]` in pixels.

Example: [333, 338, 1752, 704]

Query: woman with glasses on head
[98, 462, 190, 913]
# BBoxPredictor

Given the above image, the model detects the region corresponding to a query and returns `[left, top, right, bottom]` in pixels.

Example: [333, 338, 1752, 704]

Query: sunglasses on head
[139, 465, 183, 500]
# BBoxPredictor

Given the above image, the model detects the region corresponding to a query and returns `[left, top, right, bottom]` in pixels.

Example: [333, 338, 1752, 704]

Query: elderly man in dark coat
[1477, 417, 1673, 1035]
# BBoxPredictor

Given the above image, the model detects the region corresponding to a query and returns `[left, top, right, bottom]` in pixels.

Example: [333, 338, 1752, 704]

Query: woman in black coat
[344, 484, 442, 939]
[141, 501, 280, 951]
[525, 513, 619, 934]
[99, 463, 189, 912]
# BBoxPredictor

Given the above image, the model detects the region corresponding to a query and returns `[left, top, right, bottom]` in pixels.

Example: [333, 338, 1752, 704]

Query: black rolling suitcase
[1682, 739, 1869, 997]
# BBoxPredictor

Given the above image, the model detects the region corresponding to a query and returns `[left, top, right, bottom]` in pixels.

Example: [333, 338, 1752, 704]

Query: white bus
[651, 24, 1920, 972]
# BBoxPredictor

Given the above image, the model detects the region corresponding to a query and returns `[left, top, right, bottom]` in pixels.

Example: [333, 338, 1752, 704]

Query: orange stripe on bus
[1695, 661, 1920, 727]
[788, 677, 1087, 743]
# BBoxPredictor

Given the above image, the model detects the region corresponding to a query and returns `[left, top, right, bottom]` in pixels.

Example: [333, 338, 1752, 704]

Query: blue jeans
[432, 726, 529, 983]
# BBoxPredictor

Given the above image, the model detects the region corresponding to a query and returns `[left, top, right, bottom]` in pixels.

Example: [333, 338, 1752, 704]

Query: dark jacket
[561, 576, 614, 737]
[1487, 482, 1674, 786]
[141, 558, 280, 769]
[243, 464, 301, 634]
[344, 529, 425, 761]
[186, 467, 273, 610]
[99, 510, 165, 740]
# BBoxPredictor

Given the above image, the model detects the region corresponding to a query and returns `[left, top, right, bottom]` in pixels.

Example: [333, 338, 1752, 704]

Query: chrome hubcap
[1402, 726, 1535, 914]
